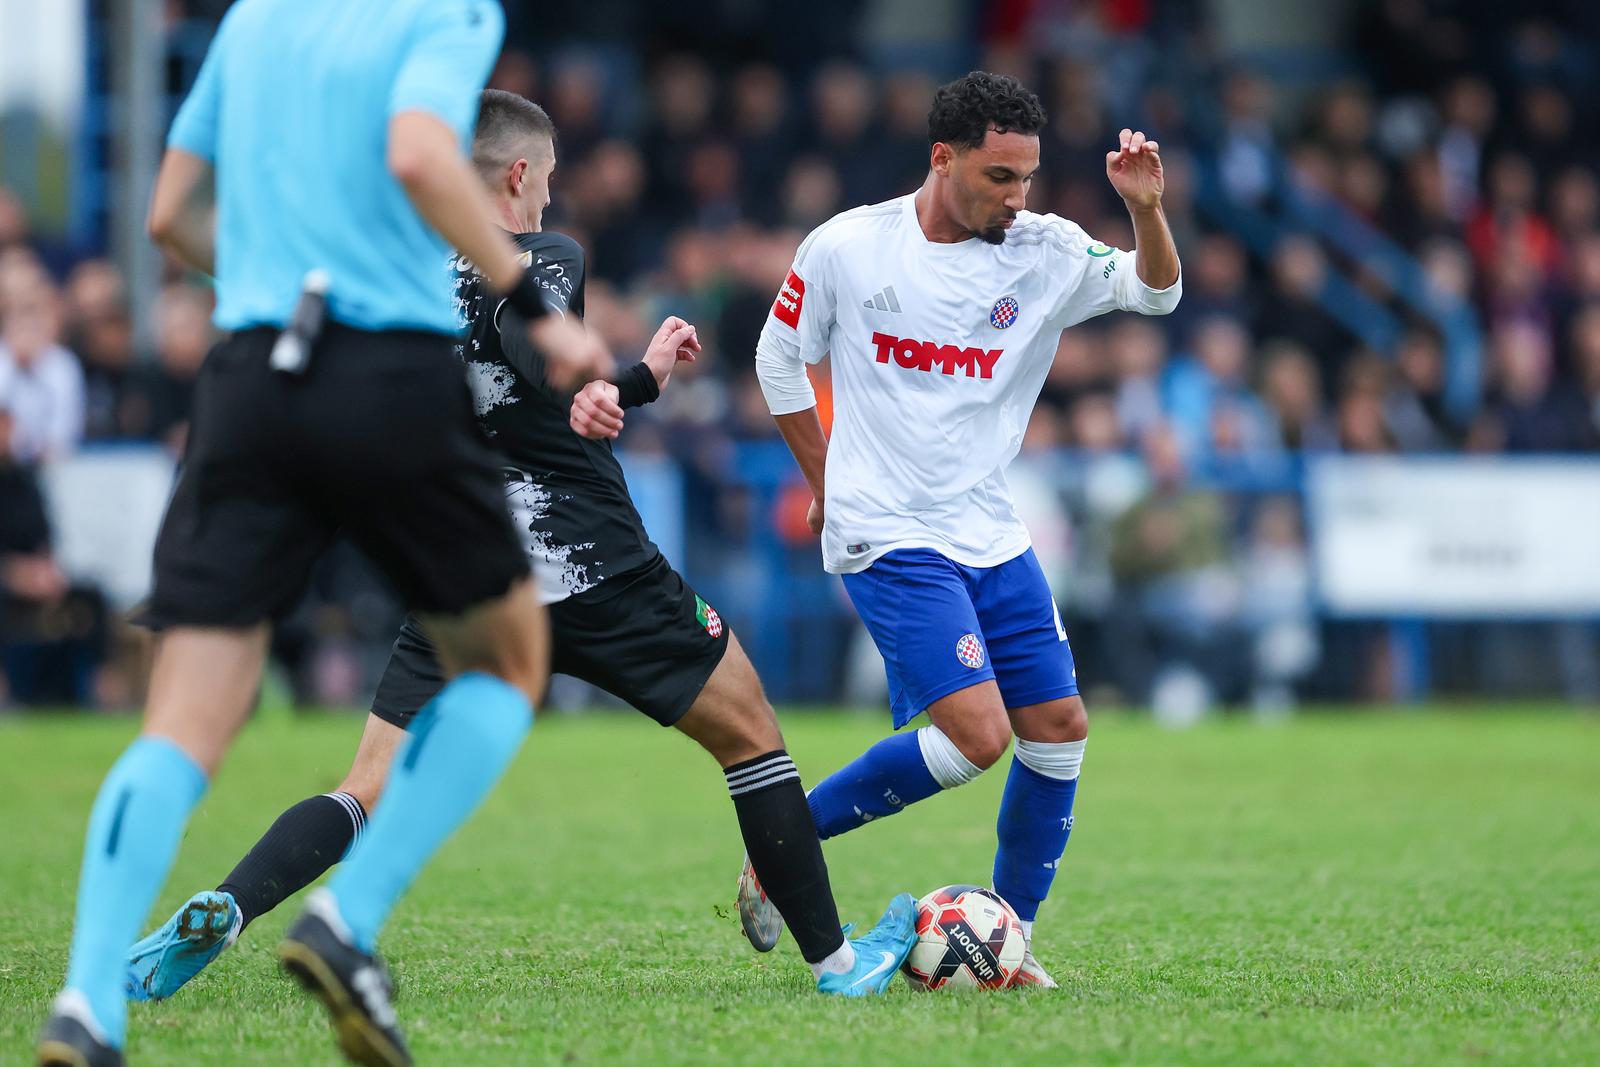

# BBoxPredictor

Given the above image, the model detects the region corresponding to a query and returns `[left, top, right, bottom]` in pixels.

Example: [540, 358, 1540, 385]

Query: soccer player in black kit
[125, 90, 917, 1007]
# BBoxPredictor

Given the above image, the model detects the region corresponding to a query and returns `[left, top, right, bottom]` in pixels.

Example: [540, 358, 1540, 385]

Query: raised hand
[642, 315, 701, 390]
[1105, 128, 1163, 209]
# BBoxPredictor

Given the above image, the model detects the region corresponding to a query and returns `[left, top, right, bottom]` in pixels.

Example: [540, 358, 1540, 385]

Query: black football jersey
[450, 231, 659, 600]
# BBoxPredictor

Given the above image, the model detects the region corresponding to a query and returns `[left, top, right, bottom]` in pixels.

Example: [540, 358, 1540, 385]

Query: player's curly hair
[927, 71, 1046, 151]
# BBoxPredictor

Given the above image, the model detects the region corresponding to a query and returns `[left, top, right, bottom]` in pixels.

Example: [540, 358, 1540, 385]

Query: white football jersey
[756, 193, 1181, 574]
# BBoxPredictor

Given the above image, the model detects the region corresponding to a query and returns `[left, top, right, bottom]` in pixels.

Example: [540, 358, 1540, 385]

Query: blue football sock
[992, 739, 1084, 922]
[328, 672, 531, 950]
[806, 730, 942, 840]
[63, 736, 208, 1046]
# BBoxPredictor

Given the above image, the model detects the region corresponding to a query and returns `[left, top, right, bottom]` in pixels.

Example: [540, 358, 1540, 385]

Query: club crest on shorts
[989, 295, 1020, 329]
[694, 595, 723, 638]
[955, 633, 985, 669]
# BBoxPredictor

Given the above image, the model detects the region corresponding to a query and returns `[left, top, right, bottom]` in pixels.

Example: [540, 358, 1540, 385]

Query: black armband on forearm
[505, 268, 552, 321]
[612, 361, 660, 409]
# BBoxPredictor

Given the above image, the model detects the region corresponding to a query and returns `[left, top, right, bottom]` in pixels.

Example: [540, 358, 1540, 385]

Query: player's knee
[1062, 698, 1088, 742]
[678, 687, 786, 767]
[716, 701, 786, 765]
[947, 716, 1012, 771]
[1015, 696, 1088, 744]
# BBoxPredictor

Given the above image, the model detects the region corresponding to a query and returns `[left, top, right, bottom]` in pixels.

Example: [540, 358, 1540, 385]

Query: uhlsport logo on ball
[902, 885, 1028, 990]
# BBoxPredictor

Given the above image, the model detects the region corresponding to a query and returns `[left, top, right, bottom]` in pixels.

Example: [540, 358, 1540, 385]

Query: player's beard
[976, 225, 1009, 245]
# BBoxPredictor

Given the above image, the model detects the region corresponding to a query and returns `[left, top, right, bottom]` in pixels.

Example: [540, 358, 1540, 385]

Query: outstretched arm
[1106, 127, 1180, 290]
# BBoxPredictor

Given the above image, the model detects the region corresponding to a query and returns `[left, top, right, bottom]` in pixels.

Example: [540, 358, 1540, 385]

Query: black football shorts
[145, 324, 528, 628]
[371, 554, 729, 728]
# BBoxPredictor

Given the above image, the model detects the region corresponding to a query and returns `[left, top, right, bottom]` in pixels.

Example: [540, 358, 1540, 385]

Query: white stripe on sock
[725, 756, 796, 786]
[728, 768, 802, 796]
[323, 791, 365, 838]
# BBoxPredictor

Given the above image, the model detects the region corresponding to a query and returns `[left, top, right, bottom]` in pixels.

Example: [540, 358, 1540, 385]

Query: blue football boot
[816, 892, 918, 997]
[125, 890, 241, 1001]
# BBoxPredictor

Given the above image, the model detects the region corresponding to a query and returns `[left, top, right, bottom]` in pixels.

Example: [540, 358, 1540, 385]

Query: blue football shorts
[841, 546, 1079, 728]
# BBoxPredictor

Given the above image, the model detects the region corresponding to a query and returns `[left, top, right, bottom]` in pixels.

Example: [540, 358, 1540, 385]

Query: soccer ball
[901, 884, 1026, 991]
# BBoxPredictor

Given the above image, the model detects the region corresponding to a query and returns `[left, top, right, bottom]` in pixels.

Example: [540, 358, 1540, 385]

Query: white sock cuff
[917, 725, 984, 789]
[323, 791, 367, 839]
[1014, 738, 1085, 781]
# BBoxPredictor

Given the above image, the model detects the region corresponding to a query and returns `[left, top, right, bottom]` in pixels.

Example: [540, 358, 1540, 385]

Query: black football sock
[725, 751, 846, 964]
[217, 791, 366, 929]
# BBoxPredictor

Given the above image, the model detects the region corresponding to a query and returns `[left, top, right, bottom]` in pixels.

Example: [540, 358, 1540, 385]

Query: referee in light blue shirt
[37, 4, 605, 1066]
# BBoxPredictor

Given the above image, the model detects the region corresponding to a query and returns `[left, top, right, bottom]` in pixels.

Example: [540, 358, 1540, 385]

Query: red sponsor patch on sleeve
[772, 268, 806, 329]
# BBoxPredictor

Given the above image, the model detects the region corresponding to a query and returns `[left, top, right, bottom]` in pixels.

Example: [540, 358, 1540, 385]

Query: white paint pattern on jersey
[505, 478, 599, 604]
[464, 361, 520, 429]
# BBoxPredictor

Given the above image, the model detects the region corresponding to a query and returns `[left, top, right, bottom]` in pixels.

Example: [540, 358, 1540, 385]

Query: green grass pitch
[1, 707, 1597, 1065]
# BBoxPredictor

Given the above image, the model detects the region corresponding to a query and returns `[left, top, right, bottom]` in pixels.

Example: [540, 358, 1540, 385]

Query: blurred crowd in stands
[4, 0, 1599, 712]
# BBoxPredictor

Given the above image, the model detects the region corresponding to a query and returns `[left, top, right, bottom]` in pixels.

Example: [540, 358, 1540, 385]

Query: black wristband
[505, 268, 552, 321]
[612, 361, 660, 409]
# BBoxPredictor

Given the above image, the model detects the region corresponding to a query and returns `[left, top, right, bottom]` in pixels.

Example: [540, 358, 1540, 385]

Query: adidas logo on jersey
[870, 331, 1003, 380]
[862, 286, 902, 313]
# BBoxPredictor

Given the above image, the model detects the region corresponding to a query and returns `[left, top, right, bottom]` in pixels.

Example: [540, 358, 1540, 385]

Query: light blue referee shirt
[167, 0, 504, 334]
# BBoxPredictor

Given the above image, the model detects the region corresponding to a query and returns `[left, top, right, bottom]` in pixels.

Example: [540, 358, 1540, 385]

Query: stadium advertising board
[1308, 457, 1600, 617]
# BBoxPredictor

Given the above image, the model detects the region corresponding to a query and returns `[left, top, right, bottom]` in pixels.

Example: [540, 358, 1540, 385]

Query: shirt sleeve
[754, 227, 838, 415]
[387, 0, 505, 138]
[1041, 216, 1182, 330]
[167, 26, 227, 160]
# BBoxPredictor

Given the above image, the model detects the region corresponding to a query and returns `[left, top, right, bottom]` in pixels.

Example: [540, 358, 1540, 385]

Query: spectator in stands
[1384, 326, 1463, 450]
[1165, 315, 1278, 464]
[1215, 68, 1277, 207]
[62, 259, 141, 441]
[808, 62, 880, 208]
[731, 64, 798, 224]
[1435, 77, 1497, 224]
[640, 55, 717, 227]
[1473, 320, 1596, 452]
[1469, 153, 1559, 278]
[564, 140, 650, 285]
[1108, 424, 1241, 712]
[0, 403, 105, 706]
[1335, 356, 1398, 453]
[1239, 495, 1317, 716]
[1253, 235, 1354, 391]
[0, 275, 84, 462]
[136, 283, 216, 452]
[780, 156, 845, 230]
[1164, 232, 1253, 342]
[1107, 317, 1167, 444]
[1260, 340, 1338, 451]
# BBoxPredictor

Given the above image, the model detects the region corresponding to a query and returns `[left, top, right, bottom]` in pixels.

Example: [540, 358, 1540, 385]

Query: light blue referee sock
[807, 726, 982, 839]
[993, 739, 1084, 922]
[62, 736, 208, 1046]
[327, 671, 532, 950]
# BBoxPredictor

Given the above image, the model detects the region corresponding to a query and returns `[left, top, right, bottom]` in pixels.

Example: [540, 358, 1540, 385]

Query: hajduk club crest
[989, 295, 1020, 329]
[956, 633, 985, 669]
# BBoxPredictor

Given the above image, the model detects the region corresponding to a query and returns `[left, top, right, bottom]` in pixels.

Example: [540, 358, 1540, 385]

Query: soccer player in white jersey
[741, 71, 1181, 986]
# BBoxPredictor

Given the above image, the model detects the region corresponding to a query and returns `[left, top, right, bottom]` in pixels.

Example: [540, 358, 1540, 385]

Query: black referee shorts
[371, 555, 730, 728]
[145, 324, 528, 628]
